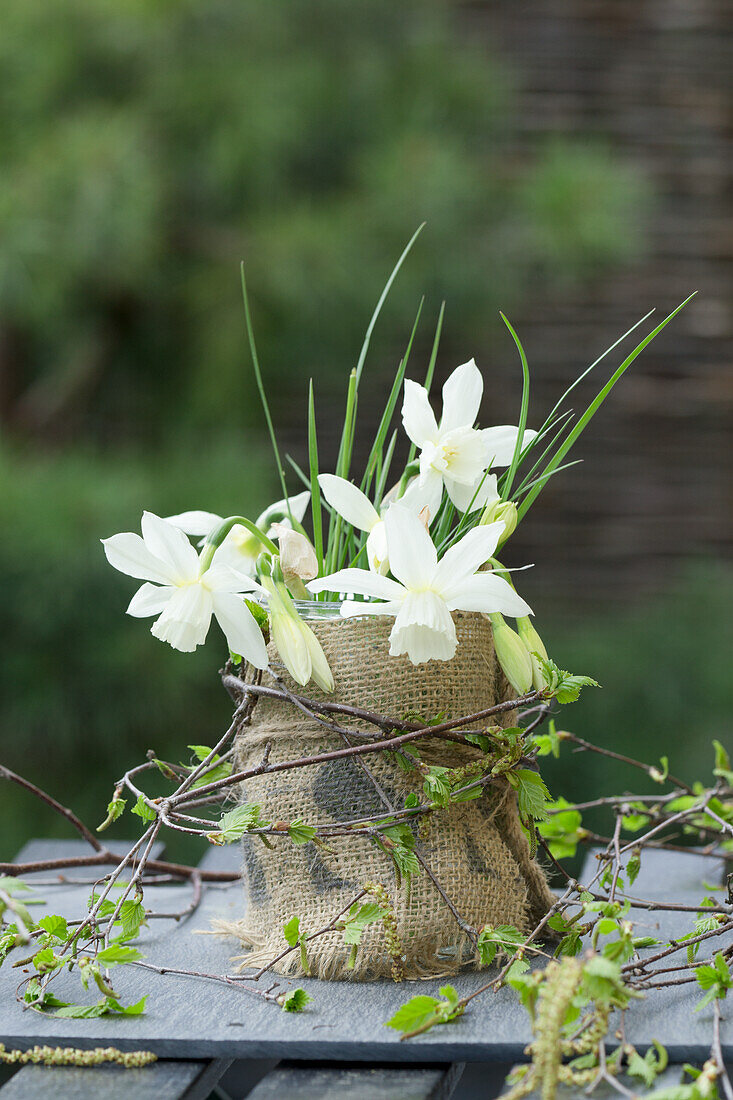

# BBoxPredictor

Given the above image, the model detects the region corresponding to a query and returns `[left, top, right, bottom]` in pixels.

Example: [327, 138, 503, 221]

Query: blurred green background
[1, 0, 730, 861]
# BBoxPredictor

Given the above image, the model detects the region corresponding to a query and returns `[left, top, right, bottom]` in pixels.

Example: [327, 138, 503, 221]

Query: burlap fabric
[228, 610, 554, 980]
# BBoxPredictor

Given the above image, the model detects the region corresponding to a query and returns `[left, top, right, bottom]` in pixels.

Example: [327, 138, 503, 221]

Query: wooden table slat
[247, 1060, 465, 1100]
[0, 1058, 230, 1100]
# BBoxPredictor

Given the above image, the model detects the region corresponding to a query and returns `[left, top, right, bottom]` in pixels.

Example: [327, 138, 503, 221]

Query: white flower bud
[263, 576, 334, 693]
[487, 612, 533, 695]
[271, 524, 318, 581]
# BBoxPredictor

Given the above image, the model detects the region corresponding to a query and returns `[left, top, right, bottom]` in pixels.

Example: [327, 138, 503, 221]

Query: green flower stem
[200, 516, 278, 572]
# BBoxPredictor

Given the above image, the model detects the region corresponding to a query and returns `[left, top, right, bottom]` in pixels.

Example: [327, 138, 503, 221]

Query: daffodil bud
[480, 498, 518, 544]
[256, 552, 274, 578]
[262, 575, 334, 693]
[271, 605, 311, 686]
[271, 523, 318, 582]
[487, 612, 533, 695]
[302, 623, 335, 694]
[516, 616, 548, 690]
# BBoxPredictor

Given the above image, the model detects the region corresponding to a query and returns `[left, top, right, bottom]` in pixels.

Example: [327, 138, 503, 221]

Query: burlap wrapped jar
[229, 607, 554, 981]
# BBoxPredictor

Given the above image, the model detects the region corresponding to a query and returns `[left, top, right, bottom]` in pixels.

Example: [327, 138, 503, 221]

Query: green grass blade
[517, 294, 695, 521]
[329, 224, 425, 521]
[285, 453, 311, 491]
[518, 459, 584, 496]
[362, 298, 424, 498]
[335, 368, 358, 481]
[499, 313, 530, 501]
[355, 224, 425, 387]
[374, 429, 398, 508]
[533, 308, 655, 442]
[406, 301, 445, 466]
[308, 380, 323, 576]
[507, 412, 574, 498]
[240, 263, 291, 515]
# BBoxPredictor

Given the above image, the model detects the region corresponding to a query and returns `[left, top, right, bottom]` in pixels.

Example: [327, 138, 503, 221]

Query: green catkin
[502, 959, 620, 1100]
[0, 1044, 157, 1067]
[363, 881, 404, 982]
[533, 958, 583, 1100]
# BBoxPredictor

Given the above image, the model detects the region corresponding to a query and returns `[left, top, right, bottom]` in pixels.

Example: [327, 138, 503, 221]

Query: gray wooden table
[1, 840, 729, 1098]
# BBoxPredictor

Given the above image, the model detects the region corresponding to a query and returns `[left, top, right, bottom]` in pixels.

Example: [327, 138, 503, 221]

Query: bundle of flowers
[101, 238, 691, 980]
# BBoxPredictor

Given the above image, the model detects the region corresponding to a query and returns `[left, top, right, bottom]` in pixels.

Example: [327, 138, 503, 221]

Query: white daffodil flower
[166, 491, 311, 577]
[317, 473, 433, 575]
[308, 505, 532, 665]
[401, 359, 536, 515]
[102, 511, 269, 665]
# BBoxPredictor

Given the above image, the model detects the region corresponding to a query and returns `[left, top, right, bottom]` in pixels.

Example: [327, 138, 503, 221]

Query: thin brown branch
[0, 764, 103, 852]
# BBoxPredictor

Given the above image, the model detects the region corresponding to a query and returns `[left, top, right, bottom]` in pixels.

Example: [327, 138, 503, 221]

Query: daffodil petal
[141, 512, 200, 581]
[212, 591, 269, 668]
[258, 490, 311, 531]
[317, 474, 379, 532]
[204, 562, 264, 594]
[151, 583, 213, 652]
[126, 583, 175, 618]
[402, 379, 438, 448]
[441, 572, 533, 617]
[432, 523, 505, 593]
[339, 599, 401, 618]
[439, 359, 483, 432]
[308, 568, 404, 601]
[164, 510, 222, 538]
[398, 471, 443, 522]
[481, 426, 537, 468]
[443, 476, 482, 513]
[102, 532, 178, 585]
[389, 591, 457, 664]
[366, 522, 389, 574]
[444, 471, 499, 514]
[383, 505, 437, 589]
[210, 533, 259, 576]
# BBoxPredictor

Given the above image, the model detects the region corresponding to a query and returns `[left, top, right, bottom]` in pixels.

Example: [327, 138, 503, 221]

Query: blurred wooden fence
[465, 0, 732, 608]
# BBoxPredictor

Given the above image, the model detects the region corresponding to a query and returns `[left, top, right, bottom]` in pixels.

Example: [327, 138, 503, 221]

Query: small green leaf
[97, 797, 127, 832]
[105, 995, 148, 1016]
[119, 899, 147, 942]
[53, 1002, 109, 1019]
[288, 820, 317, 845]
[511, 769, 551, 823]
[536, 658, 600, 703]
[464, 733, 491, 753]
[385, 986, 463, 1038]
[538, 797, 583, 858]
[37, 915, 68, 941]
[131, 795, 156, 823]
[283, 916, 301, 948]
[210, 803, 266, 844]
[97, 944, 143, 966]
[385, 995, 444, 1034]
[712, 739, 733, 785]
[279, 988, 313, 1012]
[32, 947, 60, 973]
